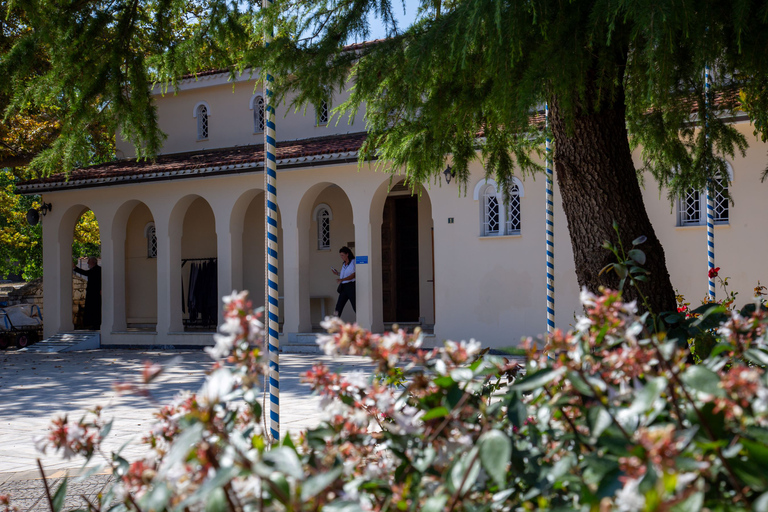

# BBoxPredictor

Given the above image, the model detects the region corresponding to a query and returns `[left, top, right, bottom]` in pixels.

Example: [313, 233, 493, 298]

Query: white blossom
[615, 478, 646, 512]
[200, 368, 235, 405]
[580, 287, 598, 308]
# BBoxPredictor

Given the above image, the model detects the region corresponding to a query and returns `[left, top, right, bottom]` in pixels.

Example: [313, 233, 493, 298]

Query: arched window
[474, 178, 524, 237]
[313, 204, 333, 249]
[144, 222, 157, 258]
[678, 165, 732, 226]
[194, 102, 209, 140]
[316, 99, 329, 126]
[251, 95, 265, 133]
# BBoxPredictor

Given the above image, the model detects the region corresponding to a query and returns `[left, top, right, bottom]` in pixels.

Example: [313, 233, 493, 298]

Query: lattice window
[317, 99, 329, 125]
[713, 177, 729, 223]
[483, 188, 500, 235]
[197, 104, 209, 140]
[145, 223, 157, 258]
[680, 188, 701, 225]
[679, 176, 730, 226]
[253, 96, 265, 133]
[317, 208, 330, 249]
[505, 184, 521, 234]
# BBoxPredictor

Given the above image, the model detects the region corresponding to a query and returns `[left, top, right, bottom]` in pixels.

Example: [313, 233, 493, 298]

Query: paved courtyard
[0, 348, 373, 511]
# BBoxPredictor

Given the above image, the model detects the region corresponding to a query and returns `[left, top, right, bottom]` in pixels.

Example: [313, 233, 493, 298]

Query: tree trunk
[550, 86, 677, 316]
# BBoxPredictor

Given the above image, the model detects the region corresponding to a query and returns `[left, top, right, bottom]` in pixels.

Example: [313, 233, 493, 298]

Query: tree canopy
[4, 0, 768, 312]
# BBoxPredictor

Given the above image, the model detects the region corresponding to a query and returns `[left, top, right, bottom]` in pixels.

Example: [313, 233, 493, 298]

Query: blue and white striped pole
[705, 65, 715, 300]
[263, 0, 280, 442]
[545, 104, 555, 334]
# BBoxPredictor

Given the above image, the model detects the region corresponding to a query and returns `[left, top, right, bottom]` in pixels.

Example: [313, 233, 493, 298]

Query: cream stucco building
[18, 70, 768, 349]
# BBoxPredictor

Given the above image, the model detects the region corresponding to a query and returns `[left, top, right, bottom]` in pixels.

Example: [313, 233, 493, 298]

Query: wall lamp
[443, 165, 455, 184]
[26, 202, 52, 226]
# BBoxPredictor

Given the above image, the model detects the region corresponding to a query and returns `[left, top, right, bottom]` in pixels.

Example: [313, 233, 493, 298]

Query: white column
[350, 201, 374, 331]
[43, 210, 66, 337]
[155, 210, 184, 333]
[282, 213, 311, 334]
[215, 214, 237, 326]
[99, 215, 119, 334]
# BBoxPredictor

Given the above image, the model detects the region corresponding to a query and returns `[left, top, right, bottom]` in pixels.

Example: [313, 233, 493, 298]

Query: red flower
[708, 267, 720, 279]
[677, 306, 688, 313]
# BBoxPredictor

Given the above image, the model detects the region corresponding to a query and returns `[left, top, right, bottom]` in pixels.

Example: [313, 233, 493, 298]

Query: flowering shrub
[20, 288, 768, 512]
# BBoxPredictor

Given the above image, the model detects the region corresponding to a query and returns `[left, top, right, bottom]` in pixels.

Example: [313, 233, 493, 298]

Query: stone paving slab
[0, 348, 374, 511]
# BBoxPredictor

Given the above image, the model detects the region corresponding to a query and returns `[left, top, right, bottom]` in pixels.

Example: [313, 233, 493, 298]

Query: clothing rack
[182, 257, 217, 267]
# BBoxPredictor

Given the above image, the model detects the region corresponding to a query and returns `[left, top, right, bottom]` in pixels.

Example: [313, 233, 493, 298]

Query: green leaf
[630, 376, 668, 414]
[754, 491, 768, 512]
[479, 431, 511, 487]
[422, 406, 450, 421]
[269, 473, 291, 504]
[413, 445, 436, 472]
[263, 447, 305, 479]
[511, 367, 565, 392]
[100, 419, 113, 441]
[612, 263, 628, 279]
[671, 491, 703, 512]
[158, 422, 204, 477]
[448, 447, 480, 496]
[628, 249, 646, 265]
[566, 370, 595, 397]
[589, 407, 613, 439]
[421, 494, 449, 512]
[300, 466, 343, 501]
[433, 376, 455, 388]
[632, 236, 647, 246]
[52, 477, 67, 512]
[507, 394, 528, 428]
[745, 349, 768, 366]
[450, 368, 474, 382]
[204, 488, 227, 512]
[141, 482, 172, 512]
[323, 501, 364, 512]
[681, 366, 723, 397]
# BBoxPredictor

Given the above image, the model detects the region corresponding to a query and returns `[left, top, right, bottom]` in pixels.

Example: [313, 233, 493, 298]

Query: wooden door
[382, 196, 420, 322]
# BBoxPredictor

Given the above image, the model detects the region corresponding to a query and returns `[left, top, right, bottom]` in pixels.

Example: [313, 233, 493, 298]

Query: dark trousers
[335, 282, 356, 315]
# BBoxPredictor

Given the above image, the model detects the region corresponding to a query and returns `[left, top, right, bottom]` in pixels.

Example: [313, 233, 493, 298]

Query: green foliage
[28, 288, 768, 512]
[0, 169, 42, 280]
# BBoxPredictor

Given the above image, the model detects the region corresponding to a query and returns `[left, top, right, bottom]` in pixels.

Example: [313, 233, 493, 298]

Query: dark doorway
[381, 195, 420, 322]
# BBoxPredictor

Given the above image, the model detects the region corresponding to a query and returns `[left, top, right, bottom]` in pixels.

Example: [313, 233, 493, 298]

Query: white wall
[116, 73, 366, 158]
[44, 120, 768, 348]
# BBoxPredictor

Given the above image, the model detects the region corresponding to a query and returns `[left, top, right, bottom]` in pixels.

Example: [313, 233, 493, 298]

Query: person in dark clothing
[73, 257, 102, 329]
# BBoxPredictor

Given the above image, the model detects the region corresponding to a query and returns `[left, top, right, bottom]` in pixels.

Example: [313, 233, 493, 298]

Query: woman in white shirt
[331, 246, 356, 316]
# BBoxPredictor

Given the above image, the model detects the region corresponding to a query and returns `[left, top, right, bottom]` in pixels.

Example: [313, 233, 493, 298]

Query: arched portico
[110, 200, 157, 332]
[367, 178, 435, 331]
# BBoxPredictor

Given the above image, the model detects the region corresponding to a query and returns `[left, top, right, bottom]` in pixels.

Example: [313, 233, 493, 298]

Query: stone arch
[368, 176, 435, 329]
[111, 200, 157, 332]
[165, 195, 218, 331]
[295, 182, 356, 328]
[63, 205, 103, 331]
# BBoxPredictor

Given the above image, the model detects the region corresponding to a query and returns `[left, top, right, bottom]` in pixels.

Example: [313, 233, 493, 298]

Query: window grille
[505, 184, 521, 234]
[254, 96, 265, 132]
[197, 104, 209, 140]
[317, 99, 329, 125]
[713, 178, 729, 222]
[317, 208, 331, 249]
[680, 188, 701, 225]
[147, 224, 158, 258]
[483, 189, 500, 235]
[678, 176, 730, 226]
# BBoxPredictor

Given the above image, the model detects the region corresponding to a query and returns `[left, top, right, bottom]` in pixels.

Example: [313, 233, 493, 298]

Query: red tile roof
[18, 132, 368, 192]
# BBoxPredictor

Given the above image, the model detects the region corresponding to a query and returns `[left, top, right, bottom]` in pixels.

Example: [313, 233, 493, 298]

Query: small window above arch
[313, 203, 333, 250]
[144, 222, 158, 258]
[193, 101, 210, 140]
[250, 95, 265, 133]
[473, 177, 524, 237]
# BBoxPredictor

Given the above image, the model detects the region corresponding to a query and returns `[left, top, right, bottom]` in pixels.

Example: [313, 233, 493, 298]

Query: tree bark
[550, 85, 677, 316]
